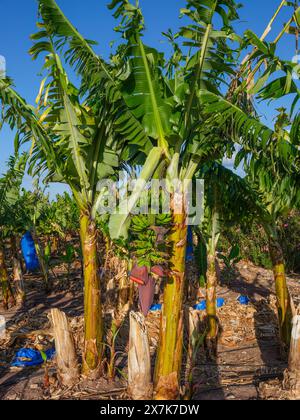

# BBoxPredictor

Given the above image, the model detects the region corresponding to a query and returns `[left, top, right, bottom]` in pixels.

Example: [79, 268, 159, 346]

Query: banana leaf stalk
[241, 0, 287, 66]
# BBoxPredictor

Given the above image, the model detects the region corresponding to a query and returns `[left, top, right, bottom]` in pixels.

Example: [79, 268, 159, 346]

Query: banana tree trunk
[269, 236, 292, 348]
[11, 236, 25, 304]
[0, 239, 15, 310]
[80, 212, 103, 377]
[154, 211, 187, 400]
[206, 253, 218, 340]
[205, 203, 220, 346]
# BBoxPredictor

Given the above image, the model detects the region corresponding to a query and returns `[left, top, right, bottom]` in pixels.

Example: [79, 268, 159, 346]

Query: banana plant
[238, 117, 300, 347]
[202, 192, 221, 343]
[0, 0, 155, 377]
[0, 157, 53, 302]
[105, 0, 277, 399]
[218, 245, 241, 269]
[204, 118, 299, 351]
[201, 112, 300, 351]
[196, 163, 265, 342]
[29, 1, 283, 398]
[37, 192, 79, 261]
[1, 0, 295, 398]
[0, 153, 27, 307]
[17, 0, 271, 397]
[0, 26, 133, 376]
[61, 243, 75, 282]
[6, 182, 55, 291]
[234, 21, 300, 347]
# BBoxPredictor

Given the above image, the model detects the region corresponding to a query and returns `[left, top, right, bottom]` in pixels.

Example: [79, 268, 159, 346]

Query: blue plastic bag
[150, 303, 162, 311]
[186, 226, 194, 262]
[193, 301, 206, 311]
[11, 348, 55, 367]
[193, 298, 225, 311]
[217, 297, 225, 308]
[238, 295, 250, 305]
[20, 232, 39, 272]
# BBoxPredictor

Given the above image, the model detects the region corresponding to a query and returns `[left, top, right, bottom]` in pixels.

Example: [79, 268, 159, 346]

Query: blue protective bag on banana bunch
[20, 231, 39, 272]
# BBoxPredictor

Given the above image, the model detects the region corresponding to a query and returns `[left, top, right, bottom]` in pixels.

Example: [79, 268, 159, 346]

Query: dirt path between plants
[0, 260, 299, 400]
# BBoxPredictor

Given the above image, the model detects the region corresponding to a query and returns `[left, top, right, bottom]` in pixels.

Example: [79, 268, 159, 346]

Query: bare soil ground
[0, 258, 299, 400]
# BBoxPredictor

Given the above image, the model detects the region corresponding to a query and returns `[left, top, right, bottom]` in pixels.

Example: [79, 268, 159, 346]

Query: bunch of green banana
[155, 213, 172, 226]
[131, 215, 154, 232]
[129, 213, 172, 268]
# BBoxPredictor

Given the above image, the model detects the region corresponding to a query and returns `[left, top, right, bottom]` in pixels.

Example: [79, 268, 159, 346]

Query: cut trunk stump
[283, 304, 300, 399]
[50, 308, 79, 387]
[127, 311, 153, 400]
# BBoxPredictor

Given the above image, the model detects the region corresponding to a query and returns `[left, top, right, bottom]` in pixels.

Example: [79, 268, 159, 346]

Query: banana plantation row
[0, 0, 300, 400]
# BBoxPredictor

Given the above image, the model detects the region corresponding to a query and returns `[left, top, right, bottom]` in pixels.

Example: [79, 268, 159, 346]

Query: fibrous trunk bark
[0, 240, 15, 310]
[106, 315, 118, 381]
[50, 308, 79, 387]
[118, 271, 130, 316]
[80, 212, 103, 377]
[206, 253, 218, 340]
[269, 237, 292, 348]
[128, 311, 153, 400]
[11, 236, 25, 304]
[154, 211, 187, 400]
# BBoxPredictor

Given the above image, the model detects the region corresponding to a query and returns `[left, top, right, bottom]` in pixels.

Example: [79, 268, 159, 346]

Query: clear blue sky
[0, 0, 298, 196]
